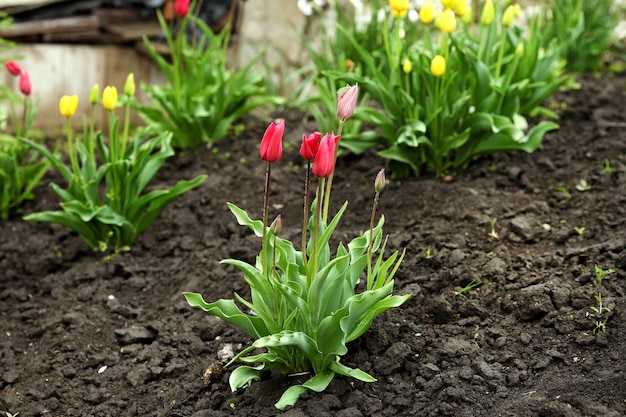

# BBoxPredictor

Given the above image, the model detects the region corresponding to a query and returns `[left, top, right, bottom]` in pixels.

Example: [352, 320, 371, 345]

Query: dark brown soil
[1, 74, 626, 417]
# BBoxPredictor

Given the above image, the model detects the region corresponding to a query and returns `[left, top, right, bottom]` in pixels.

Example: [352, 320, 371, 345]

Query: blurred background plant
[540, 0, 620, 74]
[138, 0, 283, 149]
[0, 19, 50, 220]
[18, 74, 206, 255]
[305, 0, 567, 177]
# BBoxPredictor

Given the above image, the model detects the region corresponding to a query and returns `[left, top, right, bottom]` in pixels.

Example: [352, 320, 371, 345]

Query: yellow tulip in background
[59, 94, 78, 117]
[402, 58, 412, 74]
[419, 1, 435, 24]
[438, 9, 457, 33]
[431, 55, 446, 76]
[102, 86, 118, 111]
[481, 0, 495, 26]
[389, 0, 408, 18]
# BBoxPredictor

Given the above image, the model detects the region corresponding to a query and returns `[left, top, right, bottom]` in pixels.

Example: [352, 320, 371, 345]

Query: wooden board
[0, 15, 101, 39]
[105, 21, 162, 44]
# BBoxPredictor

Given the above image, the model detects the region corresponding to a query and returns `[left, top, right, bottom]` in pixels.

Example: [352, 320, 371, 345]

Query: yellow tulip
[438, 9, 457, 33]
[389, 0, 408, 18]
[455, 1, 469, 18]
[402, 58, 412, 74]
[102, 86, 118, 111]
[419, 1, 435, 24]
[502, 4, 517, 27]
[441, 0, 457, 10]
[59, 94, 79, 117]
[431, 55, 446, 77]
[481, 0, 495, 26]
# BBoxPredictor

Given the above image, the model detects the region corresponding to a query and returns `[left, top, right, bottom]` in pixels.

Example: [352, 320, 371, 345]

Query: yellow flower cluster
[389, 0, 408, 18]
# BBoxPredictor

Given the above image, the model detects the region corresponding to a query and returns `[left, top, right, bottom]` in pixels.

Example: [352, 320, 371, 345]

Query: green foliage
[542, 0, 619, 74]
[19, 82, 206, 254]
[138, 3, 283, 149]
[185, 203, 408, 409]
[307, 1, 567, 177]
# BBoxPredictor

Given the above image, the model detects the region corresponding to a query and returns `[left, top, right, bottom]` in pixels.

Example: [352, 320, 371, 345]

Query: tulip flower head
[438, 9, 457, 33]
[312, 133, 339, 178]
[124, 73, 136, 97]
[402, 58, 412, 74]
[481, 0, 495, 26]
[174, 0, 190, 17]
[59, 95, 79, 118]
[389, 0, 408, 18]
[102, 86, 118, 111]
[441, 0, 457, 10]
[5, 61, 21, 76]
[431, 55, 446, 77]
[419, 1, 435, 24]
[19, 71, 31, 95]
[455, 1, 470, 18]
[337, 83, 358, 121]
[89, 84, 100, 105]
[375, 169, 386, 193]
[259, 120, 285, 163]
[300, 131, 322, 161]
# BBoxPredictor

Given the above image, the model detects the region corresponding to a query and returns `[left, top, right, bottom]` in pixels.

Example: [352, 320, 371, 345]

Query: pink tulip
[174, 0, 190, 17]
[299, 131, 321, 161]
[337, 83, 358, 121]
[312, 133, 340, 178]
[259, 120, 284, 163]
[19, 71, 31, 95]
[5, 61, 21, 76]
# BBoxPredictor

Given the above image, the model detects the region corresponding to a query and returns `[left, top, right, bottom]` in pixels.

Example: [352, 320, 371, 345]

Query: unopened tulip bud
[438, 9, 457, 33]
[375, 169, 386, 193]
[89, 84, 100, 105]
[124, 73, 136, 97]
[431, 55, 446, 77]
[5, 61, 21, 76]
[481, 0, 495, 26]
[389, 0, 408, 18]
[102, 86, 118, 111]
[19, 71, 31, 95]
[59, 95, 79, 117]
[402, 58, 412, 74]
[174, 0, 190, 17]
[337, 83, 358, 121]
[419, 1, 435, 24]
[259, 120, 284, 163]
[455, 1, 469, 18]
[270, 215, 282, 236]
[441, 0, 457, 10]
[312, 133, 339, 178]
[502, 4, 516, 27]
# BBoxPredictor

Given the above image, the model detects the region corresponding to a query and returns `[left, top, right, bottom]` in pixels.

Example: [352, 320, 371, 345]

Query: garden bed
[1, 72, 625, 417]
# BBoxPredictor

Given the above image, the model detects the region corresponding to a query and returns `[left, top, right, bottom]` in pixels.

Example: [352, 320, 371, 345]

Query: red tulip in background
[312, 133, 339, 178]
[259, 120, 285, 163]
[299, 131, 321, 161]
[174, 0, 190, 17]
[5, 61, 21, 76]
[19, 71, 31, 95]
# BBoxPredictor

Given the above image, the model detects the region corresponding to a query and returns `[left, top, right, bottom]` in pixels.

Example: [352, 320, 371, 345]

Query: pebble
[114, 325, 158, 345]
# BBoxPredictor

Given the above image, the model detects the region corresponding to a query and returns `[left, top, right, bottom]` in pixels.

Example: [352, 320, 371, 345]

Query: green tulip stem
[301, 160, 311, 268]
[262, 162, 272, 278]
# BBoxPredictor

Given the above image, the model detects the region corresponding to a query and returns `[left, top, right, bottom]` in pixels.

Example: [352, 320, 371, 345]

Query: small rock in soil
[126, 364, 152, 387]
[114, 325, 158, 345]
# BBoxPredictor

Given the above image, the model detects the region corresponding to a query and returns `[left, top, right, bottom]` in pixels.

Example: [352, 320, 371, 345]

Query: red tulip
[337, 83, 358, 121]
[19, 71, 31, 95]
[174, 0, 190, 17]
[299, 131, 321, 161]
[5, 61, 21, 76]
[312, 133, 340, 178]
[259, 120, 284, 163]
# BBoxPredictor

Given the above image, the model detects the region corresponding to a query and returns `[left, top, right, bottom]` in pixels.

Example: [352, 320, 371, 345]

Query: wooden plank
[104, 21, 162, 43]
[0, 15, 101, 38]
[0, 0, 65, 14]
[43, 29, 105, 43]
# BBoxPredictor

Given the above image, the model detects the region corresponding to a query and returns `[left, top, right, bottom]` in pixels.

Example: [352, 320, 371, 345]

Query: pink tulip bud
[19, 71, 31, 95]
[270, 214, 282, 235]
[259, 120, 285, 163]
[174, 0, 190, 17]
[337, 83, 358, 121]
[374, 169, 386, 193]
[312, 133, 340, 178]
[5, 61, 21, 76]
[299, 131, 321, 161]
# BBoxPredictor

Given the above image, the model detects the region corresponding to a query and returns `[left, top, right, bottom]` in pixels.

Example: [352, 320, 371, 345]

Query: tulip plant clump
[0, 59, 50, 219]
[138, 0, 282, 149]
[185, 84, 409, 409]
[312, 0, 568, 177]
[18, 73, 207, 254]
